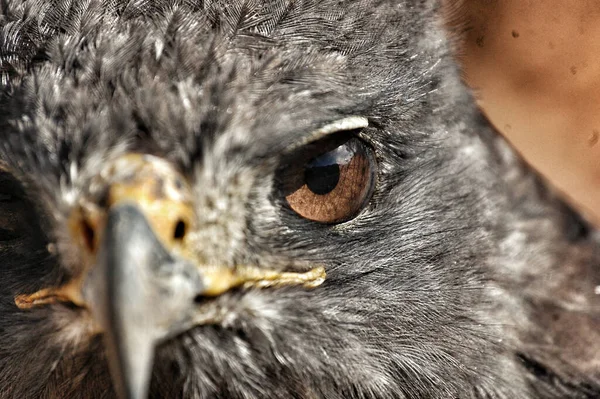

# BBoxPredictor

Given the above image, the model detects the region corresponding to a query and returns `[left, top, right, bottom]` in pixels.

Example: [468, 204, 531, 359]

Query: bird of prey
[0, 0, 599, 398]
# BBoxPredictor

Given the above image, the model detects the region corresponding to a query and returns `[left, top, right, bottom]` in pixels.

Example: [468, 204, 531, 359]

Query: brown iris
[283, 136, 376, 223]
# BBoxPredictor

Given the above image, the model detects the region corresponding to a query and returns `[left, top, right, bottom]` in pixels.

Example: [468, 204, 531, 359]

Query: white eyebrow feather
[311, 116, 369, 137]
[290, 116, 369, 150]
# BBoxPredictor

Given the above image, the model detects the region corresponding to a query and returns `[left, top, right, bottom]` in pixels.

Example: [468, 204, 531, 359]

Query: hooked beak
[14, 154, 325, 399]
[90, 203, 201, 399]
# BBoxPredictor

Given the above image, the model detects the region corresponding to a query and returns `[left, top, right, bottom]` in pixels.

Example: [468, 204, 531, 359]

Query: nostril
[81, 219, 95, 252]
[173, 220, 186, 241]
[194, 294, 207, 305]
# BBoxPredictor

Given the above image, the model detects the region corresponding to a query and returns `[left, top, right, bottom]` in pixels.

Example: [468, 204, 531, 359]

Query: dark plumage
[0, 0, 599, 398]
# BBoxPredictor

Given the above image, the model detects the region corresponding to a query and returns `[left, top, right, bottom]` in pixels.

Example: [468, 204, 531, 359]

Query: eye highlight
[282, 136, 376, 224]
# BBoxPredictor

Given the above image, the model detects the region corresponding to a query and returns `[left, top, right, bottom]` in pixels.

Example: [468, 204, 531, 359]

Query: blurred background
[447, 0, 600, 225]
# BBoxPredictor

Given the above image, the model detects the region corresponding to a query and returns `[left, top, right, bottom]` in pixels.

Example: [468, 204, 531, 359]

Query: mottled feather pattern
[0, 0, 599, 398]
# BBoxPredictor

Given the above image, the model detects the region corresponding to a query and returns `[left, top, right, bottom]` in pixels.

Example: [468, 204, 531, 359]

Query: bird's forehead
[1, 2, 386, 164]
[0, 54, 360, 196]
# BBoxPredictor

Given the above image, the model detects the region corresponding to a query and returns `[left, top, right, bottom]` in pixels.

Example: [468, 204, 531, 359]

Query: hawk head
[1, 0, 598, 398]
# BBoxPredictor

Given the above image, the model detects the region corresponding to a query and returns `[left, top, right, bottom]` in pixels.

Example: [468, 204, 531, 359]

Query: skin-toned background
[448, 0, 600, 225]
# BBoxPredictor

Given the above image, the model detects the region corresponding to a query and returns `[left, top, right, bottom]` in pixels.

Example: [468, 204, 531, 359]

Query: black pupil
[305, 163, 340, 195]
[304, 142, 353, 195]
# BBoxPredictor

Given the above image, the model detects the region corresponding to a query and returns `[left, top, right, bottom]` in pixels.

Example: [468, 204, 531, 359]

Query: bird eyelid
[285, 116, 369, 152]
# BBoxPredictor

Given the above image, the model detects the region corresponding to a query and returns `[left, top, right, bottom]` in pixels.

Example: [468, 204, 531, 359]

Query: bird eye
[281, 136, 376, 224]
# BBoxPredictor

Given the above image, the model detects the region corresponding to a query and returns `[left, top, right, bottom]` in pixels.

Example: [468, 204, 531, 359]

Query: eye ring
[279, 135, 376, 224]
